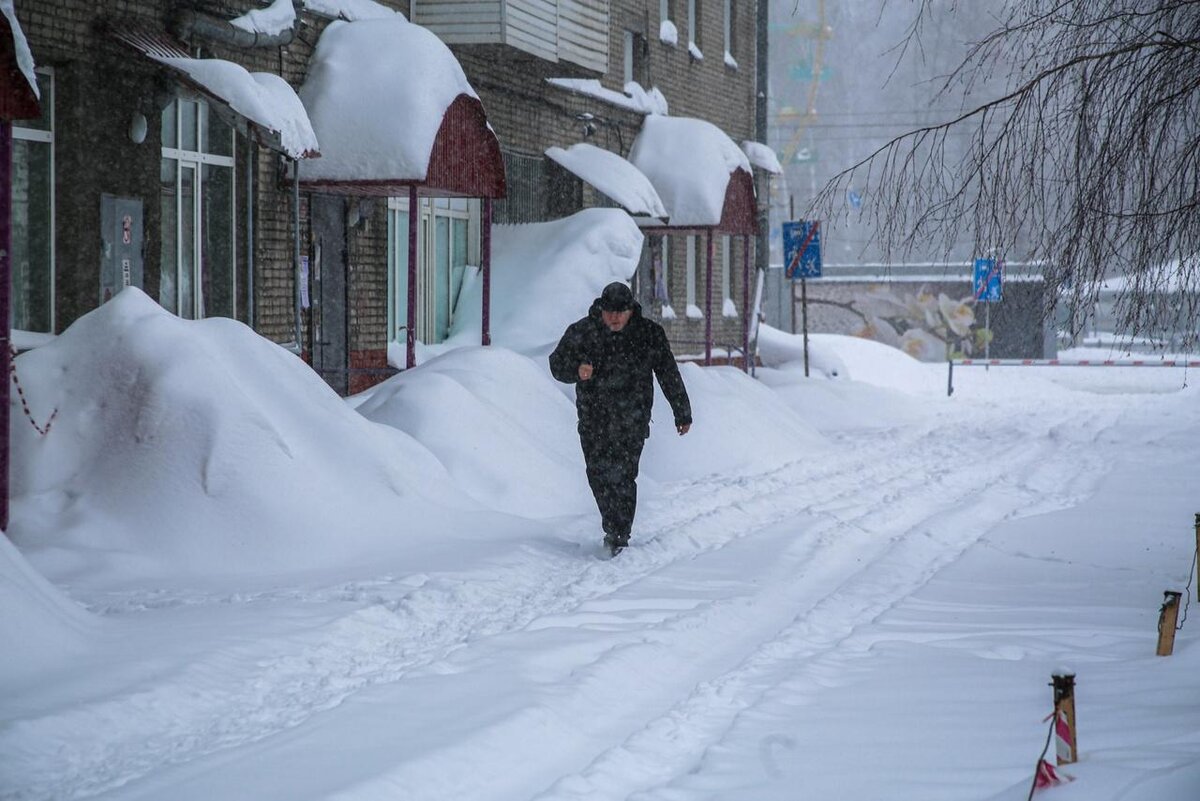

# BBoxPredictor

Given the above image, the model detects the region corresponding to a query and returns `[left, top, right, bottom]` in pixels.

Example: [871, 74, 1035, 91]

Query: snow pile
[742, 140, 783, 174]
[660, 19, 678, 46]
[356, 347, 591, 518]
[0, 536, 93, 688]
[757, 324, 938, 395]
[7, 289, 472, 587]
[643, 363, 826, 480]
[299, 0, 397, 20]
[1, 0, 38, 100]
[443, 208, 644, 355]
[230, 0, 296, 35]
[157, 59, 318, 158]
[299, 16, 480, 182]
[629, 115, 752, 227]
[546, 79, 669, 116]
[545, 143, 667, 218]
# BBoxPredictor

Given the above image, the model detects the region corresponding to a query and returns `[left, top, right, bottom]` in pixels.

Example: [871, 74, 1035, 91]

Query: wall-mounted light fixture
[129, 112, 148, 144]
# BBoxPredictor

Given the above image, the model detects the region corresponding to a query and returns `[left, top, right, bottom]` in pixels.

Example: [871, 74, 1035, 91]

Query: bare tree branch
[813, 0, 1200, 349]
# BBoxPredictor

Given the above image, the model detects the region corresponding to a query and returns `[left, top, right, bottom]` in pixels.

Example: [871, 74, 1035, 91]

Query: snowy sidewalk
[9, 369, 1196, 801]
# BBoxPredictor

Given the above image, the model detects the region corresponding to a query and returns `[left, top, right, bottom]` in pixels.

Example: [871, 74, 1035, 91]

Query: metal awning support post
[0, 122, 12, 531]
[704, 230, 714, 366]
[246, 142, 255, 329]
[481, 197, 492, 346]
[742, 234, 751, 372]
[292, 162, 302, 351]
[406, 185, 418, 369]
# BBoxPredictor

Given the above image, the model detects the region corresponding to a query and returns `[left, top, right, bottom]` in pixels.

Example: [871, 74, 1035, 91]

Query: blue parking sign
[784, 221, 821, 279]
[973, 258, 1003, 303]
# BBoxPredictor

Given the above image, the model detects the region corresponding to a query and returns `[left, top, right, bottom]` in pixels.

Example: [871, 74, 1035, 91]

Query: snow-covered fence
[947, 358, 1200, 395]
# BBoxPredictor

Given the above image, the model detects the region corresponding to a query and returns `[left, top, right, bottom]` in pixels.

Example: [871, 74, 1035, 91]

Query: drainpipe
[0, 122, 12, 531]
[742, 233, 751, 372]
[482, 198, 492, 347]
[246, 141, 255, 329]
[705, 229, 714, 365]
[292, 162, 302, 352]
[755, 0, 770, 278]
[171, 9, 295, 49]
[406, 185, 418, 369]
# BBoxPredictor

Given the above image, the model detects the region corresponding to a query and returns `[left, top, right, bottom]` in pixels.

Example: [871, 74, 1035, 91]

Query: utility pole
[756, 0, 770, 278]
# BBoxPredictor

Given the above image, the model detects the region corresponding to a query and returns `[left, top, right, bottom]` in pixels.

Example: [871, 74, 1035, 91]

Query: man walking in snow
[550, 282, 692, 556]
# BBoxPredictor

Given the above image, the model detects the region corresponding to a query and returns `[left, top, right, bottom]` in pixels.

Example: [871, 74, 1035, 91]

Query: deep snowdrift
[7, 289, 483, 587]
[443, 208, 644, 355]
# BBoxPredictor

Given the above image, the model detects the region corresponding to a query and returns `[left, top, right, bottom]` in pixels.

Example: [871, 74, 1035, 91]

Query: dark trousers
[580, 430, 647, 541]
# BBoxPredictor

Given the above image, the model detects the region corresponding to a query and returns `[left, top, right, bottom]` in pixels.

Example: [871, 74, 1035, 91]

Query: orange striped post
[1051, 673, 1078, 765]
[1157, 591, 1182, 656]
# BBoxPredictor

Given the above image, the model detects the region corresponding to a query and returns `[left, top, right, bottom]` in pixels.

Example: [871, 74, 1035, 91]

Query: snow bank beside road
[7, 289, 482, 588]
[0, 536, 93, 688]
[356, 347, 591, 518]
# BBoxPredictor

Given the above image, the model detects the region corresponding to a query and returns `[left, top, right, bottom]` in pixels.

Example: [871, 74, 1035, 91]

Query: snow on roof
[545, 143, 667, 219]
[298, 16, 478, 184]
[2, 0, 38, 101]
[157, 57, 317, 158]
[299, 0, 397, 21]
[742, 140, 782, 174]
[628, 115, 751, 227]
[231, 0, 297, 36]
[546, 78, 668, 116]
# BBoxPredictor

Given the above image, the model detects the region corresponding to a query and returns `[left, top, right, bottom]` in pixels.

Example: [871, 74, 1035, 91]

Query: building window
[387, 196, 478, 346]
[160, 96, 236, 320]
[660, 0, 672, 23]
[626, 30, 646, 85]
[724, 0, 737, 67]
[11, 69, 54, 333]
[685, 234, 702, 317]
[721, 235, 737, 316]
[687, 0, 701, 53]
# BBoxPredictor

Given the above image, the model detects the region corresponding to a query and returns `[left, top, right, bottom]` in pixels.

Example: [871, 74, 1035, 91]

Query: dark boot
[603, 532, 630, 557]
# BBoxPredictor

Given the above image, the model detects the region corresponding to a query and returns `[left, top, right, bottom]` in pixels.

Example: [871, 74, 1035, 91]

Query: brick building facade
[10, 0, 765, 393]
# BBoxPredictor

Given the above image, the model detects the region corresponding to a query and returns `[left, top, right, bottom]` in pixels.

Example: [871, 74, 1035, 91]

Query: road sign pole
[801, 277, 809, 377]
[985, 304, 991, 365]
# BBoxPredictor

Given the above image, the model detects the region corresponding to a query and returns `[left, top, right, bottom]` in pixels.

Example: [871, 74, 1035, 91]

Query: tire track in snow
[524, 412, 1118, 801]
[1, 406, 1117, 801]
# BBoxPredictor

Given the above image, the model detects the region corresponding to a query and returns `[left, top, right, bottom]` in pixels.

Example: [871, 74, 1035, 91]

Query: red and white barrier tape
[956, 358, 1200, 367]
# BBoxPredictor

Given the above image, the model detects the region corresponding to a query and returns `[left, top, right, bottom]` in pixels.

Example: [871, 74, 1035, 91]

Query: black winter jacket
[549, 299, 692, 438]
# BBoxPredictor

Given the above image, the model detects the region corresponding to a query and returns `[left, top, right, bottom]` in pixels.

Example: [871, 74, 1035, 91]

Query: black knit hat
[598, 282, 634, 312]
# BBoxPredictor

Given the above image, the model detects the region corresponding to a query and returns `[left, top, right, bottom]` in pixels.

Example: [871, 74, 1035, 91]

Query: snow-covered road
[9, 363, 1195, 801]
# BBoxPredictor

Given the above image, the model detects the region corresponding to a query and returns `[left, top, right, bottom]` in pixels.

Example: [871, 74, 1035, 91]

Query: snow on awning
[114, 28, 318, 159]
[742, 140, 782, 175]
[546, 79, 668, 116]
[1, 0, 40, 121]
[298, 16, 504, 198]
[545, 143, 667, 220]
[299, 0, 397, 21]
[628, 115, 757, 234]
[231, 0, 296, 36]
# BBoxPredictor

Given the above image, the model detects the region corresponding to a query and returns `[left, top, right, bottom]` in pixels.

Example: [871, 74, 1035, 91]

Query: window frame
[159, 94, 237, 320]
[387, 196, 479, 346]
[11, 67, 56, 333]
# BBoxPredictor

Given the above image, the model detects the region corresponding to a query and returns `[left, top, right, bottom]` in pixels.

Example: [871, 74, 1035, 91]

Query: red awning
[637, 169, 757, 236]
[0, 7, 39, 121]
[296, 16, 504, 199]
[301, 94, 505, 198]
